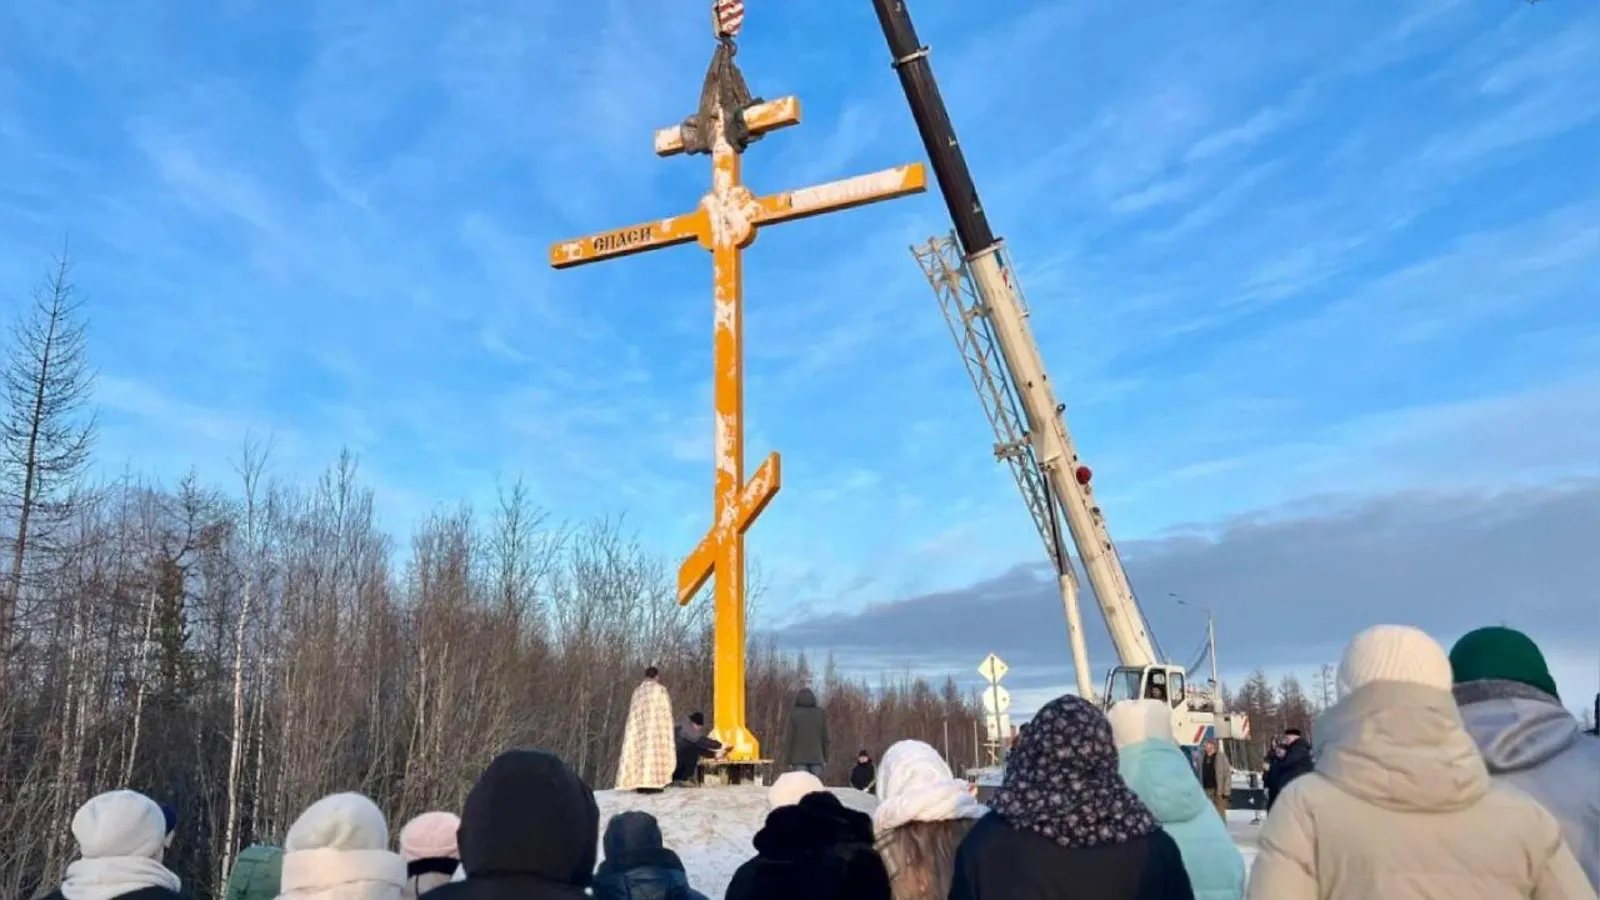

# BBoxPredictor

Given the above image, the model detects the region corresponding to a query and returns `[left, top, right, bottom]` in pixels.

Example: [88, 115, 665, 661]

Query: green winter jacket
[226, 845, 284, 900]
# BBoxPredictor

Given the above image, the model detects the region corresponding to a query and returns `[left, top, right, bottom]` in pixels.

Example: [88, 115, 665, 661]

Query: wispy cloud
[0, 0, 1595, 653]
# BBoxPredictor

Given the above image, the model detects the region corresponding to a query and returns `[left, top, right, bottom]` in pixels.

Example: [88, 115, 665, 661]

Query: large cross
[550, 71, 925, 762]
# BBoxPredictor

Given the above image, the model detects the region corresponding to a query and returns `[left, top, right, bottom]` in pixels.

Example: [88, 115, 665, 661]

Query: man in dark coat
[592, 811, 709, 900]
[1263, 729, 1314, 811]
[427, 748, 599, 900]
[671, 712, 722, 784]
[849, 751, 875, 793]
[783, 688, 829, 778]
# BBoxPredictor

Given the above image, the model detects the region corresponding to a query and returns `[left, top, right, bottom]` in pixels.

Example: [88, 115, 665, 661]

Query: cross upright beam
[549, 44, 926, 762]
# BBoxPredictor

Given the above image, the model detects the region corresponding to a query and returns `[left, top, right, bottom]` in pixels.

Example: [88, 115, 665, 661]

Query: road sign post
[977, 653, 1011, 765]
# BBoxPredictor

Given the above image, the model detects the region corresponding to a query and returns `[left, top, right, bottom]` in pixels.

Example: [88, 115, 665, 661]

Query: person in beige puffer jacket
[1246, 624, 1595, 900]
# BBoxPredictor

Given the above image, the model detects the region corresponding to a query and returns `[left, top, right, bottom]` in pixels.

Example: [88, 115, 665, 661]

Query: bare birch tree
[0, 258, 987, 900]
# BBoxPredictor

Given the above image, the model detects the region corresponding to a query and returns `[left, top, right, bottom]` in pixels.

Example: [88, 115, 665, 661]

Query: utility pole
[1172, 593, 1222, 707]
[1206, 609, 1223, 713]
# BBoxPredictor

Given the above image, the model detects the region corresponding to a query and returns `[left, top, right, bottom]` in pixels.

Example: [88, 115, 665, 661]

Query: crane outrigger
[870, 0, 1247, 746]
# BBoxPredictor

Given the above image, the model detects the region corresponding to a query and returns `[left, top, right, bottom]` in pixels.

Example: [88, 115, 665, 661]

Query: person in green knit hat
[1451, 626, 1600, 893]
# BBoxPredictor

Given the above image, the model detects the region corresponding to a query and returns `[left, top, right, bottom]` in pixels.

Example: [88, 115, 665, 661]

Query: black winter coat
[672, 722, 721, 784]
[426, 749, 599, 900]
[782, 689, 829, 767]
[724, 791, 890, 900]
[948, 813, 1195, 900]
[1263, 739, 1314, 810]
[849, 760, 876, 792]
[593, 811, 708, 900]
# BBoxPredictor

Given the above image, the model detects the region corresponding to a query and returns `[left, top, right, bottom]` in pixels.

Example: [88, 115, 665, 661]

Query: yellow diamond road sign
[978, 653, 1008, 683]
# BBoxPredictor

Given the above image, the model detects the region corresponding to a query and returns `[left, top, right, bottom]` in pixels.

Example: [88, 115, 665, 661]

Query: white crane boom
[873, 0, 1249, 746]
[910, 235, 1159, 669]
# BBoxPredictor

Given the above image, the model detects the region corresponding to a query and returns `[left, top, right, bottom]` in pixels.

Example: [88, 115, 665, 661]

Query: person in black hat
[673, 712, 723, 785]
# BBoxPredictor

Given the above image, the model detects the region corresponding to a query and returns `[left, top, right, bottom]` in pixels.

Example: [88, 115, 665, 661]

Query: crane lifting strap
[677, 1, 764, 156]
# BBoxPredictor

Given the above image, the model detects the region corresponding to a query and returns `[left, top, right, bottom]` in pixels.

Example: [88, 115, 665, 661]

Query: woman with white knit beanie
[396, 812, 459, 900]
[276, 793, 406, 900]
[56, 790, 184, 900]
[1246, 624, 1596, 900]
[872, 740, 985, 900]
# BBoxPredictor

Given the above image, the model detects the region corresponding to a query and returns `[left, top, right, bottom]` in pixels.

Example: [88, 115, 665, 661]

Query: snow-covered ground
[596, 786, 1264, 898]
[1226, 809, 1263, 871]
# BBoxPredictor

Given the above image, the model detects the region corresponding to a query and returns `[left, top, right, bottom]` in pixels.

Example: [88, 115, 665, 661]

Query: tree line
[1222, 665, 1328, 771]
[0, 253, 989, 899]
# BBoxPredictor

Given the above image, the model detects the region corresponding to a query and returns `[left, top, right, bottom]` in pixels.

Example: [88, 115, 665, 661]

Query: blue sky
[1, 0, 1597, 679]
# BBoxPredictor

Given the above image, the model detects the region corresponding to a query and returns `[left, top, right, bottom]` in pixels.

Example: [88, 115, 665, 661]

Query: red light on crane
[1075, 465, 1092, 485]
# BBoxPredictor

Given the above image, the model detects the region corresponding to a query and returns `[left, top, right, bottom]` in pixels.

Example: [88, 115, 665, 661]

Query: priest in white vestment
[615, 666, 676, 792]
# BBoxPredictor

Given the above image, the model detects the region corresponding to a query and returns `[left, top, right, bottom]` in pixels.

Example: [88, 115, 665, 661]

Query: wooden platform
[696, 758, 774, 787]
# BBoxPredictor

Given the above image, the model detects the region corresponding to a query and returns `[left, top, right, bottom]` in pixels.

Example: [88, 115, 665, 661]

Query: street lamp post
[1171, 593, 1224, 716]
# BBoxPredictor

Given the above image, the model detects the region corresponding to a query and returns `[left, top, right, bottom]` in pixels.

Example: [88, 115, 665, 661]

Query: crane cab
[1101, 664, 1213, 747]
[1103, 664, 1187, 707]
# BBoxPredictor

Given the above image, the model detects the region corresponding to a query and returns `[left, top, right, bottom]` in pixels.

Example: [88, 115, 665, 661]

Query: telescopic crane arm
[871, 0, 1160, 675]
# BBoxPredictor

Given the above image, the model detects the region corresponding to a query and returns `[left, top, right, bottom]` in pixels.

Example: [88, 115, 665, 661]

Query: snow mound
[595, 786, 877, 899]
[595, 787, 1261, 897]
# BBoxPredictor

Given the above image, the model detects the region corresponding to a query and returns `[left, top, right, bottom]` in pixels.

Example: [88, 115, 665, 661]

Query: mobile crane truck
[869, 0, 1248, 747]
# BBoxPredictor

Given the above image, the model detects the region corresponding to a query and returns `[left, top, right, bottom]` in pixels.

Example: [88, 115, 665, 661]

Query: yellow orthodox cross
[549, 46, 926, 761]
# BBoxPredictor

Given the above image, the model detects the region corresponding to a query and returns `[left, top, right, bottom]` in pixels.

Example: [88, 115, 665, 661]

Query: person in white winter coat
[278, 793, 406, 900]
[1247, 624, 1595, 900]
[50, 790, 184, 900]
[871, 739, 986, 900]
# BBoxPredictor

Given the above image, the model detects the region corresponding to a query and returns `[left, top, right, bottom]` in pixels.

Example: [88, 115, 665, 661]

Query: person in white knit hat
[54, 790, 184, 900]
[1246, 624, 1595, 900]
[1108, 700, 1244, 900]
[766, 770, 825, 809]
[276, 793, 406, 900]
[870, 740, 985, 900]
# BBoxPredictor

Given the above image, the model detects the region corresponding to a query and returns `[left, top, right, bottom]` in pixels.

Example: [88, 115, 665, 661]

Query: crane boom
[871, 0, 1159, 669]
[912, 235, 1098, 698]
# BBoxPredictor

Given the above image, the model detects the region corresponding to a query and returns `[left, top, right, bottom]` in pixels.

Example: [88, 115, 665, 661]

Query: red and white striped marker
[714, 0, 744, 37]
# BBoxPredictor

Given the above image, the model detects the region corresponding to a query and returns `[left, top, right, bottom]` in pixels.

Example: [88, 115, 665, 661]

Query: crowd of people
[34, 624, 1600, 900]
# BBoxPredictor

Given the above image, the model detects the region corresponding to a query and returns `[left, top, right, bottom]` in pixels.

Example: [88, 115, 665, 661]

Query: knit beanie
[398, 811, 460, 862]
[1106, 699, 1174, 749]
[1448, 626, 1560, 700]
[768, 771, 825, 809]
[72, 790, 168, 860]
[1337, 624, 1453, 698]
[281, 793, 405, 898]
[285, 793, 390, 852]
